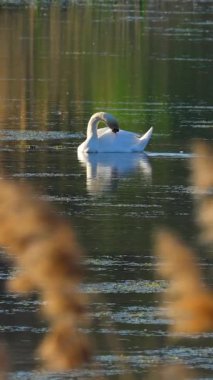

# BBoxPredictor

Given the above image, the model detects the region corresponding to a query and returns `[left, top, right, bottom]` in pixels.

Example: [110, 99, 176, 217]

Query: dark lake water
[0, 1, 212, 379]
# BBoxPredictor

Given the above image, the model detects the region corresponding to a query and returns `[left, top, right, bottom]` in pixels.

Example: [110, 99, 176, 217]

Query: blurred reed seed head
[191, 142, 213, 192]
[145, 363, 196, 380]
[191, 142, 213, 244]
[155, 142, 213, 334]
[155, 230, 213, 333]
[41, 288, 89, 321]
[197, 197, 213, 244]
[38, 319, 91, 371]
[156, 230, 202, 293]
[0, 178, 91, 370]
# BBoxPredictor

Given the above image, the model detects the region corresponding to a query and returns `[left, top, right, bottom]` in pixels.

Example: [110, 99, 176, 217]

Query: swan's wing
[97, 128, 139, 152]
[98, 127, 139, 139]
[95, 127, 152, 153]
[97, 127, 110, 137]
[133, 127, 153, 151]
[118, 129, 140, 138]
[101, 128, 140, 137]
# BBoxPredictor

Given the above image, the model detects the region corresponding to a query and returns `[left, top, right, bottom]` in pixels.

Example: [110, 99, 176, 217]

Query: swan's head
[102, 112, 119, 133]
[109, 121, 119, 133]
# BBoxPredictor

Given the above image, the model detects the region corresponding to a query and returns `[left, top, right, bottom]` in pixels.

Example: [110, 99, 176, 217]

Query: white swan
[77, 112, 153, 153]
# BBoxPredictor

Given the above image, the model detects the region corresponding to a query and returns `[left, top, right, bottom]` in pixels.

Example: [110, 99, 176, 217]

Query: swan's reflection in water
[78, 151, 152, 196]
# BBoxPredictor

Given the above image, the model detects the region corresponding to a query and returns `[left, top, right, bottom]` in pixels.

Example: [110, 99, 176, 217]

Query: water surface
[0, 1, 212, 379]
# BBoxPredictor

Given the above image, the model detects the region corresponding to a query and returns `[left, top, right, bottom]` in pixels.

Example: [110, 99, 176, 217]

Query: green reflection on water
[0, 1, 212, 144]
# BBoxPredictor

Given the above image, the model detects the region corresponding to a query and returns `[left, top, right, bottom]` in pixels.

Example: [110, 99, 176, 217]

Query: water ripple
[85, 280, 166, 294]
[0, 130, 81, 141]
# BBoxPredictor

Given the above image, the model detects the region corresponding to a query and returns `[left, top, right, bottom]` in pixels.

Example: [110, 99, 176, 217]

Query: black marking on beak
[112, 127, 119, 133]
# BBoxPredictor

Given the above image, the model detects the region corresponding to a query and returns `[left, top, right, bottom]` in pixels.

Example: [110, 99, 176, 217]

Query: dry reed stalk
[0, 178, 91, 371]
[155, 230, 213, 333]
[0, 343, 9, 380]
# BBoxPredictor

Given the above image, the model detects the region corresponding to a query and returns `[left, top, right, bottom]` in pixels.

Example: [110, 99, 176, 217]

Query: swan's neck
[86, 112, 119, 138]
[87, 113, 103, 138]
